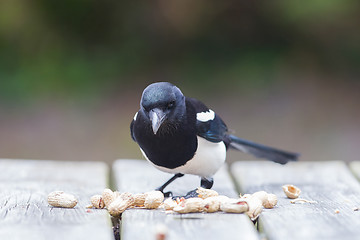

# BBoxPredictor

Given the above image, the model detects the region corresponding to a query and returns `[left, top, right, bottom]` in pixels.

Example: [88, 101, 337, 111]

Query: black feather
[185, 97, 228, 143]
[228, 135, 299, 164]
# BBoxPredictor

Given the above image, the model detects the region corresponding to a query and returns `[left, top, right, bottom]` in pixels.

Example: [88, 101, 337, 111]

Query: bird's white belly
[142, 136, 226, 178]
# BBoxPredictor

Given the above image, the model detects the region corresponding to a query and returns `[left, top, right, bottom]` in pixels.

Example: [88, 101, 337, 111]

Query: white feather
[140, 147, 149, 160]
[133, 112, 138, 121]
[196, 109, 215, 122]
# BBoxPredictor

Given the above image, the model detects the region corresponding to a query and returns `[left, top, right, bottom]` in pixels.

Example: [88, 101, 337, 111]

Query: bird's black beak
[149, 108, 166, 135]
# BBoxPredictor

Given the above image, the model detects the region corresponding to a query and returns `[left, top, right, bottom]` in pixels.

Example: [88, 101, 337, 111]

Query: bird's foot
[184, 189, 199, 199]
[155, 187, 173, 198]
[162, 191, 173, 198]
[171, 189, 199, 200]
[155, 173, 184, 198]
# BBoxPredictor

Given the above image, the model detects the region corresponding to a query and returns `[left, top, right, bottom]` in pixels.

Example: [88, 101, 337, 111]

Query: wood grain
[231, 161, 360, 240]
[113, 159, 259, 240]
[0, 159, 114, 240]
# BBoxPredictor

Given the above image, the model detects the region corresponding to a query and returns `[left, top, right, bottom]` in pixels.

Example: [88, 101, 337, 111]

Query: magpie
[130, 82, 299, 198]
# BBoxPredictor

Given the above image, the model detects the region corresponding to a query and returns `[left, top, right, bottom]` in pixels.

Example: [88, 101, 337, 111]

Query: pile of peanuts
[88, 187, 278, 220]
[48, 184, 306, 220]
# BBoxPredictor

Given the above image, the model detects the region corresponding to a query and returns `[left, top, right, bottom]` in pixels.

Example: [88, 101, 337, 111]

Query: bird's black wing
[186, 98, 228, 144]
[186, 98, 298, 163]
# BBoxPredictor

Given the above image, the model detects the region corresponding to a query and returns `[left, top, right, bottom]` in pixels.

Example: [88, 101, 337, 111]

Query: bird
[130, 82, 299, 198]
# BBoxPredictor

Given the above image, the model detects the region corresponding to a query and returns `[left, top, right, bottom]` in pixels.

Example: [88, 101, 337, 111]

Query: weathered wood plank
[231, 161, 360, 240]
[113, 159, 259, 240]
[349, 161, 360, 181]
[0, 159, 114, 240]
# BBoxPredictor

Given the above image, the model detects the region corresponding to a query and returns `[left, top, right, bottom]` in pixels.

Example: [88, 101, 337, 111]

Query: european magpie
[130, 82, 298, 197]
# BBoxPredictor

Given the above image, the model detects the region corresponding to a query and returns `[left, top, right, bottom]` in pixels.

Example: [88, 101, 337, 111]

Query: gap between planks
[112, 159, 259, 240]
[0, 159, 114, 240]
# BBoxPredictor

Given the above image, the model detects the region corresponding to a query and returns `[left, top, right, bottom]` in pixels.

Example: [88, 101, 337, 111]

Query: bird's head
[140, 82, 185, 135]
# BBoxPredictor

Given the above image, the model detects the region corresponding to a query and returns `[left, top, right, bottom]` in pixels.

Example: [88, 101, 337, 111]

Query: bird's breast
[149, 136, 226, 178]
[133, 121, 198, 169]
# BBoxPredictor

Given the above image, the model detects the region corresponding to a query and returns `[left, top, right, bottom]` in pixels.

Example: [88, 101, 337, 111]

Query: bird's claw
[171, 189, 199, 200]
[184, 189, 199, 199]
[163, 191, 173, 198]
[156, 188, 173, 198]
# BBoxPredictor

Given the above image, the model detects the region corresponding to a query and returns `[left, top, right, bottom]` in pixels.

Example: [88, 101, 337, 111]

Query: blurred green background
[0, 0, 359, 164]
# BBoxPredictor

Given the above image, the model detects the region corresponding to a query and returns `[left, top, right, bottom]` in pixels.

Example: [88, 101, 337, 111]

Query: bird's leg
[200, 177, 214, 189]
[182, 177, 214, 199]
[156, 173, 184, 197]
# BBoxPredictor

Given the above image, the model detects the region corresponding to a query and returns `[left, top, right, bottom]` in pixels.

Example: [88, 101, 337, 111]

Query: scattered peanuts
[248, 191, 266, 202]
[282, 184, 301, 199]
[244, 197, 263, 220]
[241, 194, 263, 220]
[133, 193, 146, 207]
[247, 191, 278, 209]
[48, 191, 78, 208]
[102, 188, 117, 207]
[196, 187, 219, 199]
[108, 192, 135, 217]
[144, 191, 164, 209]
[47, 187, 280, 220]
[238, 191, 279, 221]
[173, 198, 206, 213]
[220, 198, 249, 213]
[204, 195, 229, 213]
[163, 198, 178, 211]
[264, 194, 278, 209]
[90, 195, 105, 209]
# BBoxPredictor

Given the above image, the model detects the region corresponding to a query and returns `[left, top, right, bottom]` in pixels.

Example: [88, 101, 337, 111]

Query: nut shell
[144, 191, 164, 209]
[250, 191, 267, 203]
[102, 189, 115, 207]
[47, 191, 78, 208]
[133, 193, 146, 207]
[249, 191, 278, 209]
[173, 198, 206, 213]
[196, 187, 219, 199]
[108, 192, 135, 217]
[163, 198, 178, 210]
[282, 184, 301, 199]
[220, 198, 249, 213]
[264, 194, 278, 209]
[245, 197, 263, 220]
[203, 195, 229, 213]
[90, 194, 105, 209]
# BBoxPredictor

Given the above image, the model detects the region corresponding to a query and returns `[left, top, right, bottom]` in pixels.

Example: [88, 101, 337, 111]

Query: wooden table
[1, 158, 360, 240]
[0, 159, 114, 240]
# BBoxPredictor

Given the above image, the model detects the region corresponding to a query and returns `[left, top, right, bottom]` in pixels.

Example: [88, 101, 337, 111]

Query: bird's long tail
[228, 135, 299, 164]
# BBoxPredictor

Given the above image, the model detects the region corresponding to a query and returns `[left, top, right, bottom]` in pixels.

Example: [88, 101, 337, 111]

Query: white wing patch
[196, 109, 215, 122]
[139, 147, 149, 160]
[133, 112, 138, 121]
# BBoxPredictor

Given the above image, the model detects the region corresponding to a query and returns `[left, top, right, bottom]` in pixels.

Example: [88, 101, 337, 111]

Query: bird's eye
[167, 101, 175, 109]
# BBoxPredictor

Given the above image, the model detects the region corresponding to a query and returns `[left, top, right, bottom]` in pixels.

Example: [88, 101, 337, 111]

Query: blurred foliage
[0, 0, 359, 104]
